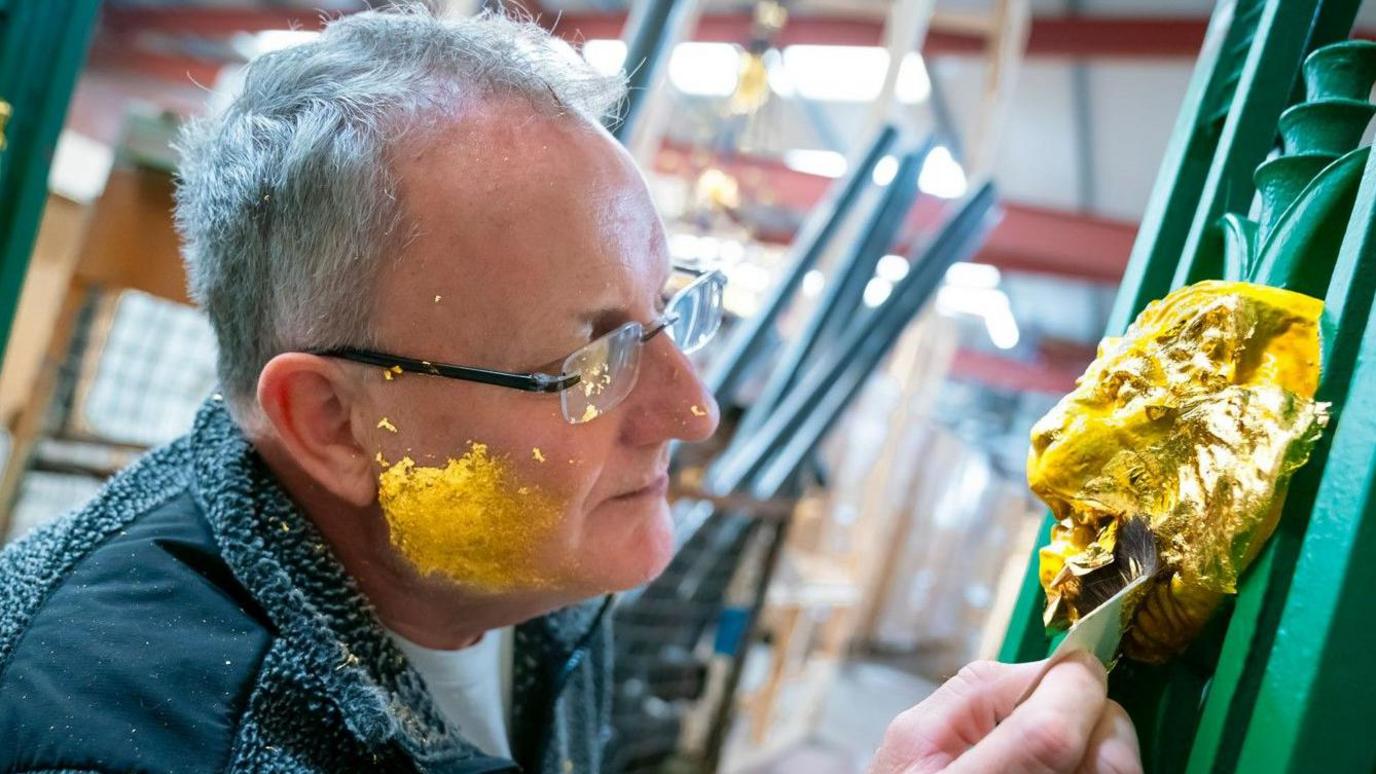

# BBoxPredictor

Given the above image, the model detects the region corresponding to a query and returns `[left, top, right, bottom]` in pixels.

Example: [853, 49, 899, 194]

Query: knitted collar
[185, 397, 605, 769]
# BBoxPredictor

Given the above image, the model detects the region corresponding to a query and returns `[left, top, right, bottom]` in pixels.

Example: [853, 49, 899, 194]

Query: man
[0, 5, 1140, 773]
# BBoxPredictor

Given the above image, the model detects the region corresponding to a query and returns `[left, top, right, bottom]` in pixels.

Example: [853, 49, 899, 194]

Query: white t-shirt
[388, 626, 514, 758]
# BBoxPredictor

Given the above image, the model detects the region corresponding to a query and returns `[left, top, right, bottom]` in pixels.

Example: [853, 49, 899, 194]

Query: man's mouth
[611, 473, 669, 502]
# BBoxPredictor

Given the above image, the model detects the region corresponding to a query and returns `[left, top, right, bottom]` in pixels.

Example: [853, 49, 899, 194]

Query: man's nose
[619, 335, 720, 445]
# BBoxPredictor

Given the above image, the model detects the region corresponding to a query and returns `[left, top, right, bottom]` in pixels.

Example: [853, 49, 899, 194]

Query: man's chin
[587, 497, 676, 592]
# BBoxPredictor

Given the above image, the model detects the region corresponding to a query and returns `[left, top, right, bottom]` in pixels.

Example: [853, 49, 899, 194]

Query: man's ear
[257, 353, 376, 507]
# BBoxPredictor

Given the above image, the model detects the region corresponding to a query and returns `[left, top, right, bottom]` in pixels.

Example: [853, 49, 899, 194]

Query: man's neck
[254, 436, 570, 650]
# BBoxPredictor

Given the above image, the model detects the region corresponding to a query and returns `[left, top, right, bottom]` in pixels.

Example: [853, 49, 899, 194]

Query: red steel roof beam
[548, 13, 1215, 58]
[654, 146, 1135, 282]
[100, 7, 341, 36]
[99, 6, 1214, 58]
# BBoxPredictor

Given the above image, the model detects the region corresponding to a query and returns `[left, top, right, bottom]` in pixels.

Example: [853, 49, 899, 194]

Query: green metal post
[0, 1, 101, 369]
[1226, 145, 1376, 774]
[1000, 0, 1275, 666]
[1166, 0, 1332, 289]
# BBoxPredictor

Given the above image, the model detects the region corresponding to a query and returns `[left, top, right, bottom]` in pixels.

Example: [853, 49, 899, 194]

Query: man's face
[354, 102, 719, 598]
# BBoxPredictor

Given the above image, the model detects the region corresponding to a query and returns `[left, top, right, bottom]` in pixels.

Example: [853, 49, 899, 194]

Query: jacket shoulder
[0, 468, 276, 773]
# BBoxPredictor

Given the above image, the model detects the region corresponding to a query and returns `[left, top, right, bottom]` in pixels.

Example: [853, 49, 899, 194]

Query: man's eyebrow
[568, 268, 675, 328]
[573, 304, 629, 329]
[575, 279, 672, 323]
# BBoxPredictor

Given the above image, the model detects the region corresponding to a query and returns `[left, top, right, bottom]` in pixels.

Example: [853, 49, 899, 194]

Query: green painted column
[0, 0, 101, 369]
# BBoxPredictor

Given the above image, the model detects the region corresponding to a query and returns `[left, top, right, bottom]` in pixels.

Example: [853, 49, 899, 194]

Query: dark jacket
[0, 398, 612, 773]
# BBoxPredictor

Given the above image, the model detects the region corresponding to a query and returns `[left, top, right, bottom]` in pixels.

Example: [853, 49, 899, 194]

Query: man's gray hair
[174, 4, 625, 409]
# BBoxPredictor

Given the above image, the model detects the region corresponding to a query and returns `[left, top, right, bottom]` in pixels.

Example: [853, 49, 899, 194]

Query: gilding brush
[1018, 516, 1160, 704]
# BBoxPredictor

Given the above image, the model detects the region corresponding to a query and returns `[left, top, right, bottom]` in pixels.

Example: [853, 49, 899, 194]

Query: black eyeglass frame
[309, 267, 723, 396]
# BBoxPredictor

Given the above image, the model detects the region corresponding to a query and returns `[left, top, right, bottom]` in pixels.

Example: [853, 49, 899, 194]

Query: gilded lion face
[1030, 281, 1327, 662]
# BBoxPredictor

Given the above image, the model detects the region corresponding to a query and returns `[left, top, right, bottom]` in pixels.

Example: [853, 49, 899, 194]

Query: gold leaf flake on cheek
[580, 404, 600, 423]
[532, 448, 546, 463]
[376, 442, 566, 591]
[434, 295, 442, 303]
[382, 365, 402, 381]
[689, 404, 707, 417]
[377, 417, 398, 433]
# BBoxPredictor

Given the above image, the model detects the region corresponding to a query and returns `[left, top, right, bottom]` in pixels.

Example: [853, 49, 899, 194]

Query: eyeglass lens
[560, 323, 643, 424]
[666, 273, 725, 354]
[559, 271, 724, 424]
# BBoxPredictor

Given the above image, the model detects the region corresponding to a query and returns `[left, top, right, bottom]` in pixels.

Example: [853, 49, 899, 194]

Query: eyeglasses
[313, 268, 725, 424]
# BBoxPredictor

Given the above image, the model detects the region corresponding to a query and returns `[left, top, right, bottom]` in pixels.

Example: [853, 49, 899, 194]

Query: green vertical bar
[0, 0, 101, 368]
[1103, 0, 1253, 334]
[995, 515, 1051, 662]
[1000, 0, 1266, 666]
[1167, 0, 1327, 291]
[1181, 3, 1366, 768]
[1234, 327, 1376, 774]
[1219, 112, 1376, 774]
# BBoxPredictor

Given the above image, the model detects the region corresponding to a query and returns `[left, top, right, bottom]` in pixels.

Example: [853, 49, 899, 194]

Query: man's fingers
[946, 650, 1109, 774]
[916, 659, 1047, 743]
[1077, 700, 1143, 774]
[869, 660, 1045, 773]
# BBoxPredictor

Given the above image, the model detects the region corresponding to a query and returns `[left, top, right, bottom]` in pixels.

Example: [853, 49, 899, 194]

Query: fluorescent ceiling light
[872, 154, 899, 186]
[937, 285, 1021, 350]
[876, 254, 910, 283]
[764, 48, 794, 97]
[723, 260, 771, 292]
[919, 146, 968, 199]
[784, 149, 848, 178]
[668, 233, 704, 261]
[254, 29, 320, 55]
[863, 277, 894, 308]
[777, 47, 928, 104]
[985, 302, 1021, 350]
[582, 38, 627, 76]
[232, 29, 320, 59]
[895, 53, 931, 104]
[782, 45, 888, 102]
[944, 261, 1001, 288]
[585, 40, 928, 106]
[670, 42, 740, 97]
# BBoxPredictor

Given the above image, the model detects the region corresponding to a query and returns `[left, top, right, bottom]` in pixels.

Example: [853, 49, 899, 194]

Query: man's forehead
[375, 105, 667, 363]
[394, 117, 657, 284]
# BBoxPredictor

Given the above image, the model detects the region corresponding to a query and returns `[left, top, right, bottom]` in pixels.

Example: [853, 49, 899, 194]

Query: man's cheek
[375, 441, 574, 591]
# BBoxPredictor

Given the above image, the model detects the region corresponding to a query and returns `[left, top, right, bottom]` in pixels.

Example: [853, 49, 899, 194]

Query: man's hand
[868, 652, 1142, 774]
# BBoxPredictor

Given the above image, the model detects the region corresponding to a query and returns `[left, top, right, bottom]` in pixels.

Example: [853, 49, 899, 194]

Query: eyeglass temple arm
[641, 313, 680, 342]
[312, 347, 580, 393]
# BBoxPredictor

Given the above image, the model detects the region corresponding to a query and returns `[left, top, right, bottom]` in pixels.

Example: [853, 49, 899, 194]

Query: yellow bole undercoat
[377, 442, 563, 591]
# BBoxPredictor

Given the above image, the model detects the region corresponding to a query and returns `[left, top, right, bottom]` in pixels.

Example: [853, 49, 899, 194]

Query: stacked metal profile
[604, 118, 1000, 771]
[1000, 2, 1376, 772]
